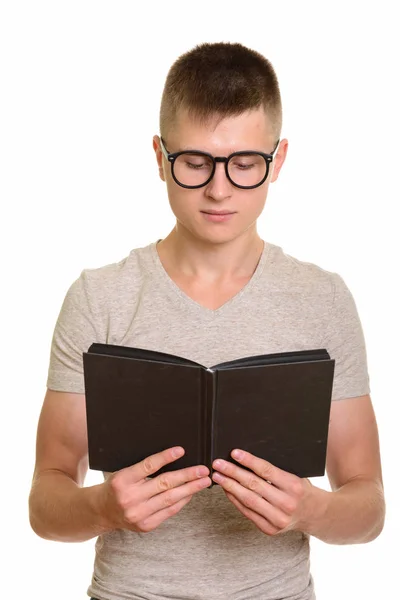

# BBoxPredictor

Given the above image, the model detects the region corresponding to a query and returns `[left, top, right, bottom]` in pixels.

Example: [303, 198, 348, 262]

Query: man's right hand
[99, 446, 211, 533]
[30, 391, 211, 542]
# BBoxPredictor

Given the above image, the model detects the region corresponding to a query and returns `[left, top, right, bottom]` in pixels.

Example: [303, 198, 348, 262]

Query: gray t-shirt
[47, 239, 370, 600]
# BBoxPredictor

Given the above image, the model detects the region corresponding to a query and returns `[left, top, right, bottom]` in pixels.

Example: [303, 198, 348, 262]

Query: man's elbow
[29, 512, 47, 540]
[28, 490, 54, 541]
[29, 503, 49, 540]
[363, 490, 386, 543]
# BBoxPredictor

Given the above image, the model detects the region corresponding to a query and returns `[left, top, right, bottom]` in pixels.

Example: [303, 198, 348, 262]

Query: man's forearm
[300, 478, 385, 544]
[29, 470, 111, 542]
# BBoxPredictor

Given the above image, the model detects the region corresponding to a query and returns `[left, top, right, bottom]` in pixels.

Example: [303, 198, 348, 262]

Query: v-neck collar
[149, 239, 270, 319]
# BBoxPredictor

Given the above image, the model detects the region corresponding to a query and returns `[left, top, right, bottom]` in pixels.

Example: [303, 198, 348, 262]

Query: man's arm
[29, 390, 211, 543]
[211, 394, 385, 544]
[303, 393, 385, 543]
[29, 389, 110, 542]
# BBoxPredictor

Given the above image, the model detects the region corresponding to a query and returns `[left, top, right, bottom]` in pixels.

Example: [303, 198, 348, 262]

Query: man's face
[153, 107, 287, 245]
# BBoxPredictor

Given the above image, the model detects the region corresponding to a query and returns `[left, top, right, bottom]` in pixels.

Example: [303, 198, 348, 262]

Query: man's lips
[201, 210, 236, 215]
[201, 211, 236, 222]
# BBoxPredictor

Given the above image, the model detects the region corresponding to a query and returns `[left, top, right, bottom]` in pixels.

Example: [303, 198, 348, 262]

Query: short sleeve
[46, 271, 105, 393]
[324, 273, 370, 401]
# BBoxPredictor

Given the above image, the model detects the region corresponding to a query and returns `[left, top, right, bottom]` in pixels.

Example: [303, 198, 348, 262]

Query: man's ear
[153, 135, 165, 182]
[270, 138, 288, 183]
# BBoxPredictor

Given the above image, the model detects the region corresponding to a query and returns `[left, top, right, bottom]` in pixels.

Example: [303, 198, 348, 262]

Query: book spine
[203, 368, 216, 473]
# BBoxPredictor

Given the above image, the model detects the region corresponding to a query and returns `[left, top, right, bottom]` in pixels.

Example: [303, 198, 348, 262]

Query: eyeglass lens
[173, 153, 267, 188]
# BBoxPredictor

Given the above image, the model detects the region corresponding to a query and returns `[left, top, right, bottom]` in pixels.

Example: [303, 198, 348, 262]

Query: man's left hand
[212, 449, 326, 536]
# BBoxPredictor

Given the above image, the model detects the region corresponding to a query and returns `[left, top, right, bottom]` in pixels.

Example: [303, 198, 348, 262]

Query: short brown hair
[160, 42, 282, 142]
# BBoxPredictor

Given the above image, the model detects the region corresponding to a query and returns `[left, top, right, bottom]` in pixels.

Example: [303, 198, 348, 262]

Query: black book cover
[83, 344, 335, 479]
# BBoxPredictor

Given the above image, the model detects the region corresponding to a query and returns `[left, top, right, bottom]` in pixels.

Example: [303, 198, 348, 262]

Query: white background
[1, 1, 399, 598]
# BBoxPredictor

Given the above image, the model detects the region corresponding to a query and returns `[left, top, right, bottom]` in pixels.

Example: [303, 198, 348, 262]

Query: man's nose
[205, 162, 233, 200]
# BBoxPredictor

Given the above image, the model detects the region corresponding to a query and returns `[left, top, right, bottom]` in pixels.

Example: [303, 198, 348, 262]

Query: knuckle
[109, 474, 123, 493]
[162, 492, 175, 508]
[247, 477, 259, 492]
[143, 457, 154, 475]
[283, 499, 297, 514]
[224, 478, 234, 492]
[290, 480, 304, 497]
[108, 478, 129, 508]
[166, 502, 181, 517]
[125, 508, 139, 525]
[243, 492, 258, 511]
[277, 514, 291, 530]
[118, 494, 131, 511]
[157, 475, 173, 492]
[261, 466, 273, 481]
[137, 520, 152, 533]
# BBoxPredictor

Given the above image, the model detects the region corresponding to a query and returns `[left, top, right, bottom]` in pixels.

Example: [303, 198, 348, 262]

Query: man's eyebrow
[173, 145, 207, 152]
[171, 145, 269, 154]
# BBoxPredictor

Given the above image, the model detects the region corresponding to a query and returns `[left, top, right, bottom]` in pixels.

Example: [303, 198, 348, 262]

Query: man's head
[153, 42, 288, 246]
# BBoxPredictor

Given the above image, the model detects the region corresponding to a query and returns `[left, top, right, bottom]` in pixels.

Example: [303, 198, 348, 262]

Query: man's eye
[186, 161, 206, 169]
[233, 162, 255, 170]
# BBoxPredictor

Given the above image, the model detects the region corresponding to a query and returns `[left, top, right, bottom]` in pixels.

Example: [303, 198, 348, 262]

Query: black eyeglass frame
[160, 137, 280, 190]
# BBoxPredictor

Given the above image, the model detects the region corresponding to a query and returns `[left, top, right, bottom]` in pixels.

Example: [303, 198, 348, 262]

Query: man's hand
[212, 449, 325, 536]
[100, 446, 211, 533]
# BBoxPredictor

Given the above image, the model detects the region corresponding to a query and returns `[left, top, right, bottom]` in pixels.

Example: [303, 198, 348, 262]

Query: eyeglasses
[160, 137, 280, 190]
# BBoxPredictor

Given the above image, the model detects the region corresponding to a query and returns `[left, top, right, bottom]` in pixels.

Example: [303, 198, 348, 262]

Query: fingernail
[200, 477, 211, 487]
[212, 472, 224, 483]
[172, 447, 184, 458]
[197, 466, 209, 477]
[213, 459, 223, 469]
[232, 449, 243, 459]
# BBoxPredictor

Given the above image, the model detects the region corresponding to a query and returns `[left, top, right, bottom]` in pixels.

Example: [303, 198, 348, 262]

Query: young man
[29, 42, 385, 600]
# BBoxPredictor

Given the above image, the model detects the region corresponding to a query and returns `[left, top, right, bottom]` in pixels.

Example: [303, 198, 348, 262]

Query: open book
[83, 343, 335, 479]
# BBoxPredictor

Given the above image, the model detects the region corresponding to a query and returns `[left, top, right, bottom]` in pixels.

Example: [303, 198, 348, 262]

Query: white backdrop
[1, 1, 399, 598]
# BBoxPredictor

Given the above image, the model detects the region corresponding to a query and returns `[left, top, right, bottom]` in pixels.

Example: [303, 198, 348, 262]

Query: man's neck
[156, 230, 265, 284]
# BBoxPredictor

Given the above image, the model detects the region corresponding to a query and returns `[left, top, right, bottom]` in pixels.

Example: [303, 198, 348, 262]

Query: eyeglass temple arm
[271, 139, 280, 157]
[159, 137, 170, 160]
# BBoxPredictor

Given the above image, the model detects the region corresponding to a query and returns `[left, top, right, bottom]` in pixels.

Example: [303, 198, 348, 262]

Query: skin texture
[153, 107, 385, 543]
[210, 394, 385, 544]
[29, 390, 211, 541]
[29, 107, 384, 544]
[153, 108, 287, 288]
